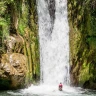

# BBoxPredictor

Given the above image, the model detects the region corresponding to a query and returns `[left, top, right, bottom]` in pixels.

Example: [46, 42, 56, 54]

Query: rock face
[0, 34, 27, 90]
[5, 35, 24, 54]
[68, 0, 96, 89]
[0, 53, 27, 89]
[0, 0, 40, 89]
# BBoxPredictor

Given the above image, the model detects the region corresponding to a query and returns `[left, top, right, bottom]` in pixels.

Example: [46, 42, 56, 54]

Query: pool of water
[0, 84, 96, 96]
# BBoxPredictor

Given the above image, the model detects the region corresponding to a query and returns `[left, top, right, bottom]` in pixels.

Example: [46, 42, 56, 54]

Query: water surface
[0, 85, 96, 96]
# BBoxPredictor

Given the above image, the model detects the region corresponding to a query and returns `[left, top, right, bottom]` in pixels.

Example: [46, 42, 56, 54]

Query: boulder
[0, 53, 27, 89]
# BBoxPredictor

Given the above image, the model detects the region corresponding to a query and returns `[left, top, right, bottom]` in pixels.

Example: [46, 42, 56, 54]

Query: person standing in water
[59, 82, 63, 91]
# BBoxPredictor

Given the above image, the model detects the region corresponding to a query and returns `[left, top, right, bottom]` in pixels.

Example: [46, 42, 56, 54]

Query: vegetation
[0, 0, 40, 89]
[68, 0, 96, 89]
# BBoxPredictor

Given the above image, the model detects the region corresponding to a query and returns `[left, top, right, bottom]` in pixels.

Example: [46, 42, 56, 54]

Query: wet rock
[4, 35, 24, 54]
[83, 80, 96, 90]
[0, 53, 27, 89]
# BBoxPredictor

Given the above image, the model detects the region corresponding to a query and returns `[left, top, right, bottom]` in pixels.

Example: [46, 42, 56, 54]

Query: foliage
[68, 0, 96, 88]
[0, 0, 10, 51]
[0, 0, 40, 86]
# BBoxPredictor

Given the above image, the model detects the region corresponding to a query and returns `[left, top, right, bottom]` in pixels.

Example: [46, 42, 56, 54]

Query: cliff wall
[0, 0, 40, 89]
[68, 0, 96, 89]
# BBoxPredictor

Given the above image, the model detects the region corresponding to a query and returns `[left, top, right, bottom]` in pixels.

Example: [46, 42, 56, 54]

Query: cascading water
[37, 0, 70, 85]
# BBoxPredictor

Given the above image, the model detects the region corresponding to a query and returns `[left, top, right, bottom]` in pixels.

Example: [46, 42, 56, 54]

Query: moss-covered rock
[4, 35, 24, 53]
[68, 0, 96, 89]
[0, 0, 40, 89]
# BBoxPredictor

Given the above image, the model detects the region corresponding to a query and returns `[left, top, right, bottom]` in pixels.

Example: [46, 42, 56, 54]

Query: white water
[20, 84, 85, 96]
[38, 0, 70, 85]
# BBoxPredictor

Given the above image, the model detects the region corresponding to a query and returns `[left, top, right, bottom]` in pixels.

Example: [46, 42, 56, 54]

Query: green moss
[18, 19, 27, 36]
[79, 62, 91, 84]
[0, 0, 40, 88]
[68, 0, 96, 88]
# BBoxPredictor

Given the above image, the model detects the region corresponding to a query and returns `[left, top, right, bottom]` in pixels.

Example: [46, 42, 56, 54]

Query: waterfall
[37, 0, 70, 85]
